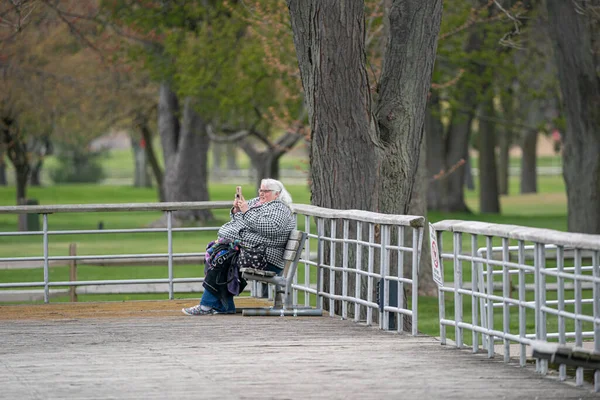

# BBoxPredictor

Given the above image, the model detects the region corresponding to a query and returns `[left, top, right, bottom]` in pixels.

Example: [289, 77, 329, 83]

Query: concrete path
[0, 301, 598, 399]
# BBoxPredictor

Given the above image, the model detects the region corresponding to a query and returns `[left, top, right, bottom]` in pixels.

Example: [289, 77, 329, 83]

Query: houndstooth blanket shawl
[217, 198, 295, 269]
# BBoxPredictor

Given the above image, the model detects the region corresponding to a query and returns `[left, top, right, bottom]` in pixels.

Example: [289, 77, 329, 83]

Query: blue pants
[200, 263, 282, 313]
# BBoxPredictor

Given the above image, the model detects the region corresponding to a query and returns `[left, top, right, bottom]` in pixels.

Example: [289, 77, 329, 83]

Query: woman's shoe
[182, 305, 215, 316]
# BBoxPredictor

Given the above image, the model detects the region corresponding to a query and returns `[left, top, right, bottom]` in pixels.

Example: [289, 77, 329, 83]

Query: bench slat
[285, 240, 301, 251]
[239, 267, 277, 278]
[283, 249, 297, 261]
[288, 230, 303, 240]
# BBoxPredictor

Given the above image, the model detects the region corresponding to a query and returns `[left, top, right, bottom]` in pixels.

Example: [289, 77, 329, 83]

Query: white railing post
[540, 245, 547, 374]
[398, 226, 405, 334]
[412, 227, 420, 336]
[534, 242, 542, 372]
[486, 236, 494, 358]
[471, 234, 479, 353]
[453, 232, 463, 347]
[317, 218, 325, 311]
[329, 219, 336, 318]
[380, 225, 389, 331]
[167, 211, 174, 300]
[502, 238, 510, 363]
[437, 229, 445, 345]
[342, 219, 349, 320]
[593, 250, 600, 392]
[556, 245, 566, 380]
[354, 221, 363, 323]
[574, 248, 583, 386]
[43, 213, 49, 304]
[367, 223, 375, 326]
[518, 240, 527, 368]
[302, 215, 311, 307]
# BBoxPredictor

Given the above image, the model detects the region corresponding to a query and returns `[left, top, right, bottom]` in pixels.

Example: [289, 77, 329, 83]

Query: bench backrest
[281, 229, 308, 280]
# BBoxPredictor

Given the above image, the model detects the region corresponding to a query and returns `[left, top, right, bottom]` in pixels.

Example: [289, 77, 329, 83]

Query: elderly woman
[182, 178, 295, 315]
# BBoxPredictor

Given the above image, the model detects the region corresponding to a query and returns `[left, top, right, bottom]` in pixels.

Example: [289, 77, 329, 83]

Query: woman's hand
[232, 196, 241, 213]
[234, 195, 249, 213]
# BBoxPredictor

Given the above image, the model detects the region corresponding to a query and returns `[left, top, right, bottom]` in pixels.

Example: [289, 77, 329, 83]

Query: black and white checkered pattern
[217, 198, 296, 269]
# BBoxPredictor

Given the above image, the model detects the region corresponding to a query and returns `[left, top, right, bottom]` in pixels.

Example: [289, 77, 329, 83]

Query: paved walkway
[0, 300, 598, 399]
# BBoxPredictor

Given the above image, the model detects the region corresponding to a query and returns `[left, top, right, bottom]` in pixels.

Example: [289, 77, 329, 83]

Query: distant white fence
[471, 166, 562, 177]
[432, 220, 600, 390]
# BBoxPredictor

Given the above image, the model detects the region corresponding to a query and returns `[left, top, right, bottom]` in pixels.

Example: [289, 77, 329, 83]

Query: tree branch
[41, 0, 106, 62]
[206, 125, 251, 142]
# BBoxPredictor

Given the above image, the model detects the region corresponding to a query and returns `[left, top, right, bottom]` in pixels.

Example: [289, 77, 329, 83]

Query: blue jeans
[200, 263, 282, 313]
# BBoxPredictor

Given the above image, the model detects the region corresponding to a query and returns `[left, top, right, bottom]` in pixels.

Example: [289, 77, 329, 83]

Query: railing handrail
[432, 220, 600, 251]
[0, 201, 425, 229]
[292, 204, 424, 227]
[0, 201, 233, 214]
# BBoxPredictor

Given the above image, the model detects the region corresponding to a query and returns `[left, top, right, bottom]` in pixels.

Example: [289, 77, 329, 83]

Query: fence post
[69, 243, 77, 302]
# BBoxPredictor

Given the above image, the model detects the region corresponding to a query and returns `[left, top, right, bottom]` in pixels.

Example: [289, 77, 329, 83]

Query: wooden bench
[240, 230, 321, 316]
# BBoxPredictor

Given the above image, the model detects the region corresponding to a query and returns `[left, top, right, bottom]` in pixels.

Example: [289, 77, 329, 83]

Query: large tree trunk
[253, 152, 279, 188]
[518, 82, 549, 195]
[546, 0, 600, 234]
[29, 160, 43, 186]
[498, 87, 514, 196]
[0, 155, 6, 185]
[134, 113, 165, 202]
[288, 0, 377, 212]
[225, 143, 238, 170]
[443, 108, 474, 212]
[28, 136, 51, 187]
[289, 0, 442, 213]
[479, 94, 501, 213]
[131, 135, 152, 188]
[520, 129, 538, 194]
[464, 154, 475, 191]
[212, 142, 224, 173]
[288, 0, 442, 321]
[514, 10, 557, 195]
[497, 136, 510, 196]
[212, 142, 239, 174]
[238, 131, 303, 190]
[426, 92, 446, 211]
[2, 117, 30, 205]
[158, 83, 212, 222]
[15, 167, 28, 202]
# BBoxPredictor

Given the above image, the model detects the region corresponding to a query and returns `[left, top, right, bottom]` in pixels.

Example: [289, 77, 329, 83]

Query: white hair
[261, 178, 292, 206]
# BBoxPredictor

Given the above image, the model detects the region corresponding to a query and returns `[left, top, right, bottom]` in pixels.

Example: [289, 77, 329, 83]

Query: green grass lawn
[0, 167, 574, 340]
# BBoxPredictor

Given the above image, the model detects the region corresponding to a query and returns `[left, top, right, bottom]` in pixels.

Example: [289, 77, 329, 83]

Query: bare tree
[158, 84, 212, 222]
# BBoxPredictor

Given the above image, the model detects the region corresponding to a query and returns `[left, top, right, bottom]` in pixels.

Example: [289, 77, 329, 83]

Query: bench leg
[281, 282, 295, 309]
[259, 282, 269, 298]
[273, 285, 284, 309]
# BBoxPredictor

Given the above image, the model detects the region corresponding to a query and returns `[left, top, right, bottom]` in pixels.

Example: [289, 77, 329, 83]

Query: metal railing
[0, 202, 424, 334]
[292, 205, 424, 335]
[432, 219, 600, 390]
[0, 202, 232, 302]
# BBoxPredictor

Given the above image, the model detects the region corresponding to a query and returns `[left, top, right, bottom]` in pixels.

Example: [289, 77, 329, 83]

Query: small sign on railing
[428, 223, 443, 287]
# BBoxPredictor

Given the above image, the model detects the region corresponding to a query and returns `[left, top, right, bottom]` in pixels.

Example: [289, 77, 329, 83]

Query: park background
[1, 0, 597, 337]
